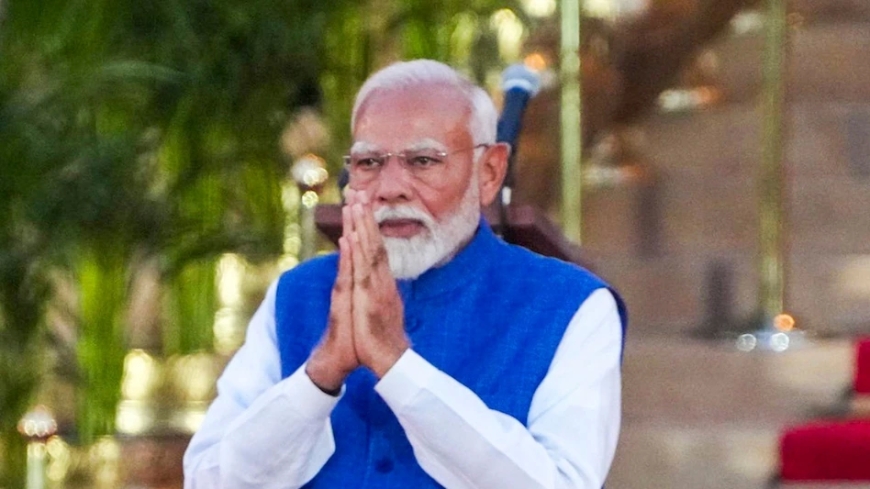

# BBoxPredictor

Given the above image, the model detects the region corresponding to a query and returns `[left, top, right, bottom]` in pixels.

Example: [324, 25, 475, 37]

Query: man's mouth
[378, 218, 425, 239]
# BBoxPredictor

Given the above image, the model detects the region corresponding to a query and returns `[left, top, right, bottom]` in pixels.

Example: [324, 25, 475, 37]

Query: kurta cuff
[374, 349, 439, 409]
[283, 363, 344, 419]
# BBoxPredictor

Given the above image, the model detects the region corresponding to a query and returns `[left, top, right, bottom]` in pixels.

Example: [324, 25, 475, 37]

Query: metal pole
[291, 155, 329, 261]
[299, 192, 318, 261]
[560, 0, 583, 243]
[26, 443, 47, 489]
[758, 0, 787, 324]
[735, 0, 801, 352]
[18, 406, 58, 489]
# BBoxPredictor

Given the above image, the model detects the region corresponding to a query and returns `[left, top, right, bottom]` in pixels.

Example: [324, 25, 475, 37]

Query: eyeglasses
[343, 144, 489, 184]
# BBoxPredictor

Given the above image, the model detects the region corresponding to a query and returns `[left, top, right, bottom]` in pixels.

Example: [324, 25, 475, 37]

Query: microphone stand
[496, 142, 517, 242]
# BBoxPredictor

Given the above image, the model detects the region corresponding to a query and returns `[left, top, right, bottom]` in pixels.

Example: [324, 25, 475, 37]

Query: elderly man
[184, 59, 626, 489]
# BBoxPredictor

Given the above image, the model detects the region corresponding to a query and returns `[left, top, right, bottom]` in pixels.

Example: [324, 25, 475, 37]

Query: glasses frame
[342, 143, 490, 183]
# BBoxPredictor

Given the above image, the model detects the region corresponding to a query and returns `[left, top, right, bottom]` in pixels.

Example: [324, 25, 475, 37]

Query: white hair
[351, 59, 498, 146]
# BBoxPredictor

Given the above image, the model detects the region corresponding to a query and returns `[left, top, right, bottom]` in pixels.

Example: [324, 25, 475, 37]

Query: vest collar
[397, 217, 500, 300]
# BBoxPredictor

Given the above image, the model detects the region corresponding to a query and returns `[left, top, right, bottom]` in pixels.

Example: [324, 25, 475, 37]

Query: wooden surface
[314, 203, 591, 268]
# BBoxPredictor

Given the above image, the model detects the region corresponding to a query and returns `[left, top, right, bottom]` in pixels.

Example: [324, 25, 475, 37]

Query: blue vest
[275, 222, 626, 488]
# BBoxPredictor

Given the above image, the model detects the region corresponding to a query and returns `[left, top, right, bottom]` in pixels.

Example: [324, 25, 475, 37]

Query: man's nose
[373, 158, 413, 203]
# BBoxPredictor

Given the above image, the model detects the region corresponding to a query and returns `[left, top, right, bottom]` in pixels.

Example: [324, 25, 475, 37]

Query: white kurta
[183, 281, 622, 489]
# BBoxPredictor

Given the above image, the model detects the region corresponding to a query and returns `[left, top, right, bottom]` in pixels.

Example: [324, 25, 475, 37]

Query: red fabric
[780, 419, 870, 481]
[856, 338, 870, 395]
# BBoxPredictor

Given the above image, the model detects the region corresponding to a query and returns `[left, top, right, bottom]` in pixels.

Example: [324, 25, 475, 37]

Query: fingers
[329, 236, 352, 329]
[356, 204, 385, 257]
[342, 193, 355, 239]
[312, 234, 359, 388]
[349, 213, 372, 284]
[348, 196, 390, 278]
[342, 189, 393, 288]
[335, 236, 352, 292]
[350, 205, 371, 260]
[339, 201, 360, 286]
[342, 192, 375, 279]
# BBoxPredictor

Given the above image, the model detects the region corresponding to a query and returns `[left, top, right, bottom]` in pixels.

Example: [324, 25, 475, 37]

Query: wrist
[305, 357, 347, 396]
[370, 345, 409, 379]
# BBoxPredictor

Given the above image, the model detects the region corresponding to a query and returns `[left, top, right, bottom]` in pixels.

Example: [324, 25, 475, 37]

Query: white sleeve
[374, 288, 622, 489]
[183, 280, 342, 489]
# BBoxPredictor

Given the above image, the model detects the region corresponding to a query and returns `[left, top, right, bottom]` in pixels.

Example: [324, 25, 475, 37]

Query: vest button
[374, 457, 394, 473]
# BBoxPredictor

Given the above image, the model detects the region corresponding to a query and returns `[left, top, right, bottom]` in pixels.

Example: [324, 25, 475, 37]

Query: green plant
[0, 0, 527, 482]
[0, 0, 335, 450]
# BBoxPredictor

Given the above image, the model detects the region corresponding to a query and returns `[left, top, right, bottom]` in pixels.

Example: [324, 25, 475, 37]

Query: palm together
[306, 189, 410, 394]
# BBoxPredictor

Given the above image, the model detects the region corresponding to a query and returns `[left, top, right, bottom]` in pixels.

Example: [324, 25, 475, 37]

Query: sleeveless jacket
[275, 222, 627, 488]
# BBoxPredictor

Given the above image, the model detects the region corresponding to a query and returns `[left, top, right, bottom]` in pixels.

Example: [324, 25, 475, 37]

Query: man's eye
[353, 157, 383, 169]
[406, 154, 442, 167]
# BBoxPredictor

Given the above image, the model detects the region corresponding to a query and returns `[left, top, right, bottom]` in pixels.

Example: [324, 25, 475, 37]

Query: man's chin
[381, 235, 443, 280]
[381, 231, 430, 248]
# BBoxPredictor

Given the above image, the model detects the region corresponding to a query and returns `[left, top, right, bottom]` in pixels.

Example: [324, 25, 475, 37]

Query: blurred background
[1, 0, 870, 487]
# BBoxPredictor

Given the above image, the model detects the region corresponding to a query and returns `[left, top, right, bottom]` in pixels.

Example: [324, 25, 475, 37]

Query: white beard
[375, 181, 480, 280]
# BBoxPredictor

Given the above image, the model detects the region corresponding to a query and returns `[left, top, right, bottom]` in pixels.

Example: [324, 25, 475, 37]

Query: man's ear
[478, 142, 510, 207]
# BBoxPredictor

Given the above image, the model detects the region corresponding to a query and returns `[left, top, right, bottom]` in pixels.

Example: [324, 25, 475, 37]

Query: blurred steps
[609, 336, 854, 489]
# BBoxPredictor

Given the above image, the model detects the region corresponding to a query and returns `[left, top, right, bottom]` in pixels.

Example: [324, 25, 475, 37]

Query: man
[184, 59, 626, 489]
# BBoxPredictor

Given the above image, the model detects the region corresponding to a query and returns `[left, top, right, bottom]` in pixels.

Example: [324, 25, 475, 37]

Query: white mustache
[373, 206, 436, 230]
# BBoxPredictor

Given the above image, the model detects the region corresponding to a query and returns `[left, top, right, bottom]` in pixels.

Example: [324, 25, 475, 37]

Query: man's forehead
[354, 94, 471, 149]
[355, 85, 471, 125]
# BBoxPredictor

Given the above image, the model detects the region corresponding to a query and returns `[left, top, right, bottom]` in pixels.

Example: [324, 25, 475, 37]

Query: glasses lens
[345, 147, 459, 183]
[402, 149, 445, 169]
[345, 153, 383, 183]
